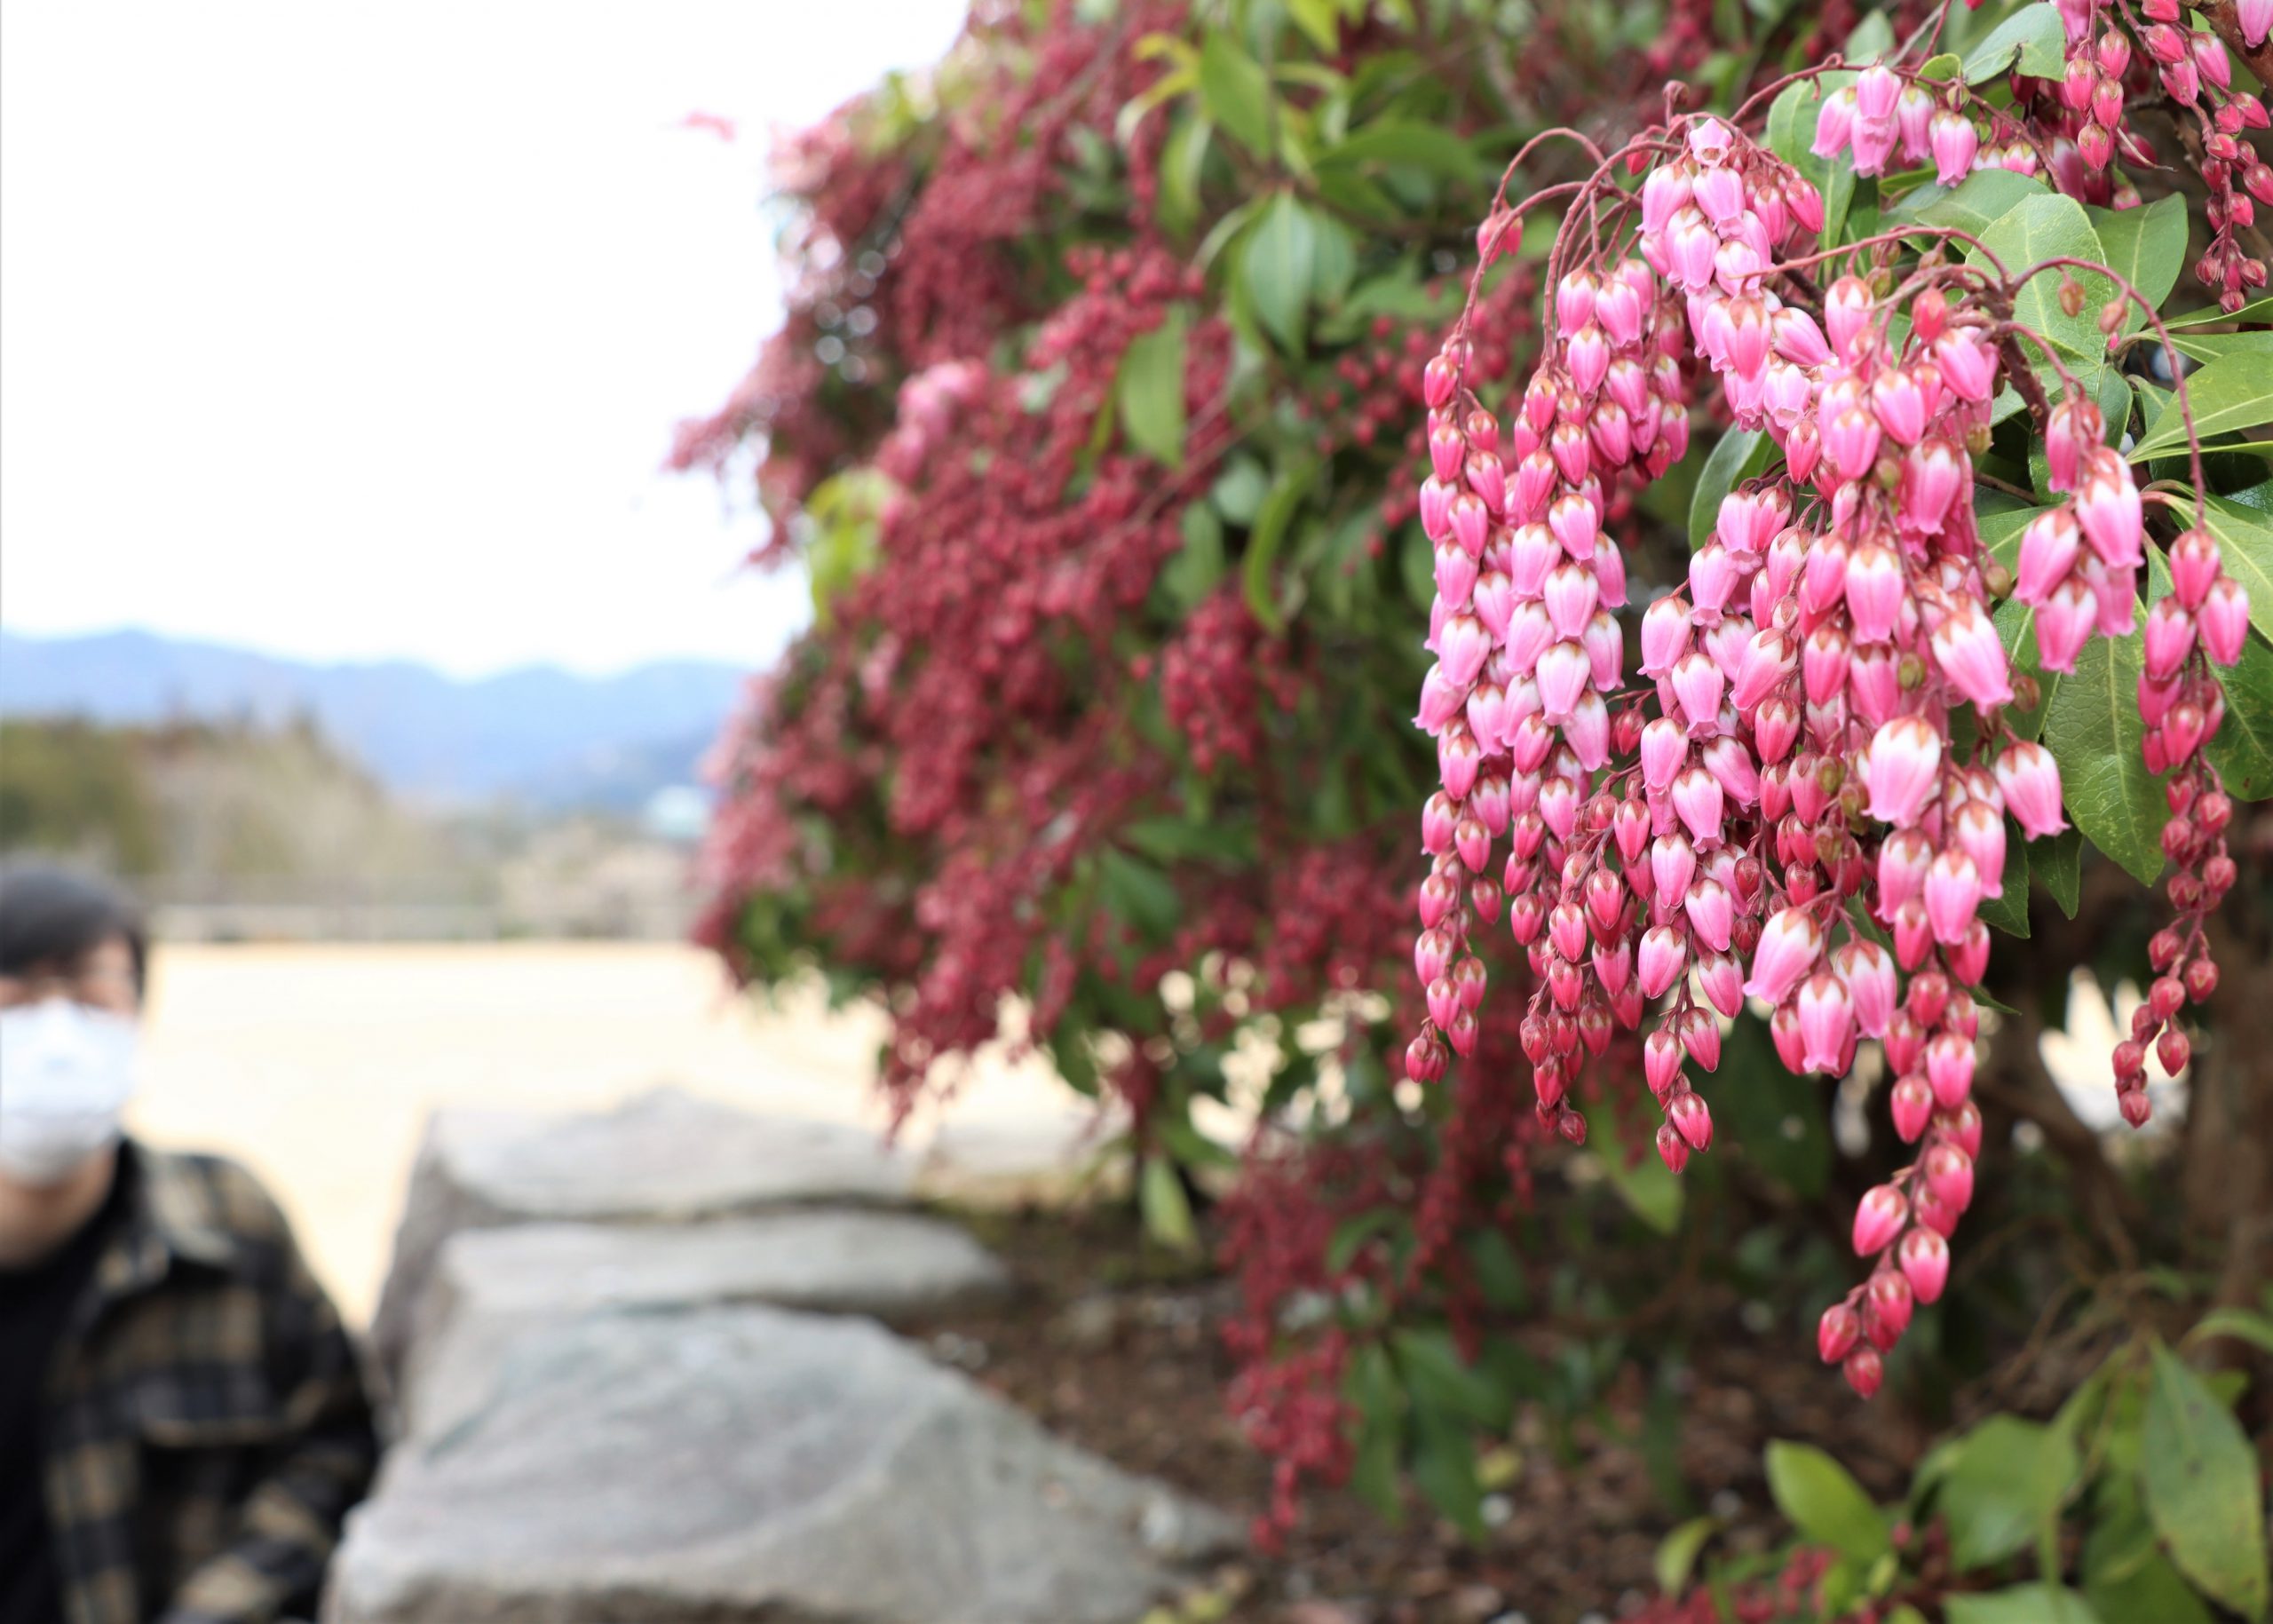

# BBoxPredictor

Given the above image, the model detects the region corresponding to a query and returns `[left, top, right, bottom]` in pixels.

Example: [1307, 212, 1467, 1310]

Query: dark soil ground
[904, 1204, 1924, 1624]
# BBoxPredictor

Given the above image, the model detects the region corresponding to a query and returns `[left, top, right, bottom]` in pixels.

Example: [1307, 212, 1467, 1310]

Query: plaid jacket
[40, 1143, 378, 1624]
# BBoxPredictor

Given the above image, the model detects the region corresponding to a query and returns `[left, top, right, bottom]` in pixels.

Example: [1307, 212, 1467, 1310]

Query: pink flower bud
[2243, 0, 2272, 46]
[1672, 765, 1726, 845]
[1891, 1073, 1936, 1142]
[2015, 509, 2081, 606]
[1640, 594, 1693, 677]
[1929, 109, 1979, 186]
[1926, 1029, 1976, 1110]
[1866, 1268, 1914, 1345]
[1548, 492, 1599, 559]
[1701, 735, 1761, 807]
[1638, 925, 1690, 999]
[1651, 832, 1699, 902]
[1930, 602, 2014, 709]
[2143, 597, 2197, 682]
[2046, 396, 2100, 494]
[1825, 405, 1885, 482]
[1992, 741, 2065, 839]
[1731, 628, 1796, 711]
[1683, 875, 1735, 953]
[2035, 577, 2099, 673]
[1796, 970, 1856, 1073]
[1671, 650, 1728, 731]
[1555, 270, 1599, 337]
[1668, 1087, 1714, 1151]
[1841, 541, 1904, 645]
[2201, 577, 2251, 665]
[1898, 1227, 1950, 1303]
[1924, 1143, 1975, 1213]
[1866, 717, 1944, 828]
[1812, 87, 1857, 157]
[1871, 368, 1928, 446]
[1818, 1301, 1861, 1363]
[1837, 939, 1899, 1038]
[2076, 449, 2143, 566]
[1826, 274, 1875, 360]
[1924, 848, 1983, 944]
[1952, 801, 2007, 898]
[1450, 491, 1489, 558]
[1853, 1183, 1908, 1256]
[1655, 1121, 1691, 1173]
[1934, 329, 1997, 402]
[1535, 640, 1590, 723]
[1583, 610, 1625, 690]
[1746, 907, 1823, 1005]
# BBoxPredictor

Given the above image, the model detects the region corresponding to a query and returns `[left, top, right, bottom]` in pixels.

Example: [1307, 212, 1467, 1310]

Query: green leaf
[1969, 194, 2116, 398]
[1116, 311, 1188, 469]
[1897, 168, 2047, 237]
[1846, 9, 1896, 59]
[1345, 1343, 1405, 1522]
[1412, 1408, 1485, 1541]
[1938, 1414, 2079, 1569]
[2183, 1305, 2273, 1357]
[1766, 77, 1856, 247]
[1945, 1587, 2103, 1624]
[1655, 1516, 1717, 1595]
[1393, 1328, 1509, 1428]
[1100, 848, 1182, 934]
[1689, 429, 1772, 549]
[2132, 353, 2273, 459]
[2206, 631, 2273, 800]
[1919, 50, 1964, 78]
[1242, 192, 1319, 353]
[1765, 1441, 1891, 1565]
[2164, 294, 2273, 329]
[2087, 194, 2187, 337]
[1163, 503, 1226, 609]
[1197, 31, 1272, 157]
[1962, 3, 2070, 82]
[2167, 328, 2273, 367]
[1976, 815, 2031, 937]
[1240, 460, 1318, 633]
[2087, 1550, 2215, 1624]
[1314, 121, 1477, 178]
[1157, 113, 1212, 236]
[2142, 1341, 2270, 1619]
[2040, 609, 2167, 884]
[2037, 827, 2082, 915]
[1139, 1156, 1197, 1251]
[1287, 0, 1342, 51]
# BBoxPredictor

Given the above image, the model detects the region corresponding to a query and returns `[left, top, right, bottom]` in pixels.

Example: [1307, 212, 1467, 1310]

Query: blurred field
[127, 942, 1087, 1325]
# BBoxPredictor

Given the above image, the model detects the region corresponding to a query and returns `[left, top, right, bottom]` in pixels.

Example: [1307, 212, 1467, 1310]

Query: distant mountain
[0, 628, 748, 809]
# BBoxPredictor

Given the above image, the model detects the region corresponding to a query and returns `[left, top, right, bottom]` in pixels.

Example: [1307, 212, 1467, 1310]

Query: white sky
[1, 1, 966, 678]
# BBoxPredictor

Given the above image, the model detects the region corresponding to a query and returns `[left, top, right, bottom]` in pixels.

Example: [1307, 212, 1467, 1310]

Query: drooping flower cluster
[1413, 103, 2253, 1396]
[1807, 9, 2273, 309]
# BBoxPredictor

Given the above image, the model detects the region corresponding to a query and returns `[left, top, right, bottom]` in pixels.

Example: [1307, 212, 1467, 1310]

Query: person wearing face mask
[0, 863, 377, 1624]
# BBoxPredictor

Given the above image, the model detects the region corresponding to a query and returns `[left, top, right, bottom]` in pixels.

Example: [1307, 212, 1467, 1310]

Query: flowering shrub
[688, 0, 2272, 1611]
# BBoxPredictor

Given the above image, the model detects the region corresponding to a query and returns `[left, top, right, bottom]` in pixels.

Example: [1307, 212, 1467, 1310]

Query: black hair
[0, 861, 149, 995]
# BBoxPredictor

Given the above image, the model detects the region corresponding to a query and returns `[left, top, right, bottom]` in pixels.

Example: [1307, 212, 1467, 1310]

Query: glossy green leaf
[2040, 610, 2167, 884]
[2036, 826, 2082, 915]
[2167, 328, 2273, 367]
[2164, 294, 2273, 329]
[1242, 192, 1319, 353]
[2142, 1341, 2270, 1619]
[1116, 310, 1188, 469]
[1156, 113, 1212, 236]
[1970, 194, 2115, 398]
[1765, 1441, 1890, 1565]
[1345, 1342, 1404, 1522]
[2087, 194, 2187, 337]
[1897, 168, 2047, 237]
[2127, 350, 2273, 455]
[1945, 1587, 2103, 1624]
[1582, 1103, 1683, 1232]
[1962, 3, 2070, 82]
[2132, 353, 2273, 458]
[1197, 31, 1272, 157]
[1938, 1414, 2078, 1568]
[2206, 631, 2273, 800]
[1689, 429, 1772, 549]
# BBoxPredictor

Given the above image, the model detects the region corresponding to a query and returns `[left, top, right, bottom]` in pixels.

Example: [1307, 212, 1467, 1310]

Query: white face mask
[0, 1002, 140, 1186]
